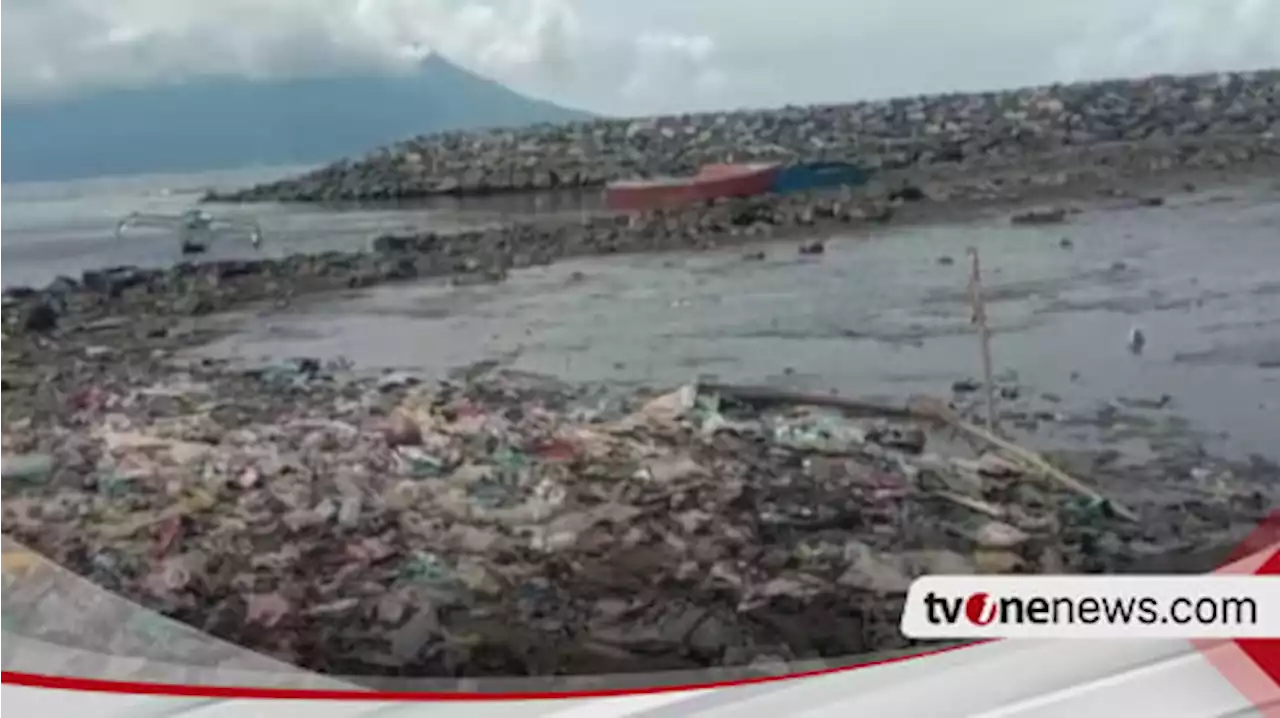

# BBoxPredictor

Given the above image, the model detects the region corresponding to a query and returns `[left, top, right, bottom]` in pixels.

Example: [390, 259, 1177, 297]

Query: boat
[115, 209, 265, 254]
[771, 161, 871, 195]
[604, 163, 779, 212]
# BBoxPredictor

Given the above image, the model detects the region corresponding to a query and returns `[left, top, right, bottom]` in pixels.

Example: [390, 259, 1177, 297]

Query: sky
[3, 0, 1279, 116]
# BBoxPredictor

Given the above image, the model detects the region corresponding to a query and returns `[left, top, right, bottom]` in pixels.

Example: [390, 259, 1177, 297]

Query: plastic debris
[771, 412, 869, 452]
[0, 369, 1193, 678]
[1, 454, 54, 486]
[973, 521, 1031, 550]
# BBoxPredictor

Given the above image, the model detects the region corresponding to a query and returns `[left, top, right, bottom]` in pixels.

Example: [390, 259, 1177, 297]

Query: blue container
[771, 161, 871, 195]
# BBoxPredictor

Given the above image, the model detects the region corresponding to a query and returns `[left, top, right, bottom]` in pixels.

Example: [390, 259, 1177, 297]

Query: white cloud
[1049, 0, 1279, 81]
[0, 0, 730, 115]
[622, 32, 725, 108]
[1, 0, 1277, 115]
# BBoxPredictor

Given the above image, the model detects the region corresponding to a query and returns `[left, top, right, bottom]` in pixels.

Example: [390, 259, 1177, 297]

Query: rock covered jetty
[209, 70, 1280, 203]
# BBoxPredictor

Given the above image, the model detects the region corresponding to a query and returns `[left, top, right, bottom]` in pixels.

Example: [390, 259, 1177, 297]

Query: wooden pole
[966, 247, 997, 433]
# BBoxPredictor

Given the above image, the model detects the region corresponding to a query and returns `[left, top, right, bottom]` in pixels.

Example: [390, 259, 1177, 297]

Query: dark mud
[198, 178, 1280, 467]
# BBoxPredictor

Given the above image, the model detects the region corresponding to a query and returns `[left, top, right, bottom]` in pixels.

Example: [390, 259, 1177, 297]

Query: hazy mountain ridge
[2, 55, 592, 183]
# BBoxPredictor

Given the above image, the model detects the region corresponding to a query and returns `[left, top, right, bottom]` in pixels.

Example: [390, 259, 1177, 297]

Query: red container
[604, 163, 778, 212]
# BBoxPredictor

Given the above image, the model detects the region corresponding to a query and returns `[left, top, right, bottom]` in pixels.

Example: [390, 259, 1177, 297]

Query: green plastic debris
[694, 392, 722, 416]
[397, 448, 445, 478]
[400, 551, 454, 585]
[492, 446, 527, 469]
[468, 479, 512, 509]
[771, 414, 868, 452]
[1063, 495, 1115, 523]
[97, 472, 135, 498]
[1, 454, 54, 487]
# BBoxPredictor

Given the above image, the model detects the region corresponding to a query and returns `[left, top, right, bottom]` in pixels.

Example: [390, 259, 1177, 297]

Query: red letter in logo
[965, 592, 998, 626]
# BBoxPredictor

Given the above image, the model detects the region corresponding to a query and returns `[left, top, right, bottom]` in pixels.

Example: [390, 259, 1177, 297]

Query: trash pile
[2, 370, 1137, 676]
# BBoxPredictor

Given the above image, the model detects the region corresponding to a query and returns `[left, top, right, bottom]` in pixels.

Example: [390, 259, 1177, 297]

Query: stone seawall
[208, 70, 1280, 203]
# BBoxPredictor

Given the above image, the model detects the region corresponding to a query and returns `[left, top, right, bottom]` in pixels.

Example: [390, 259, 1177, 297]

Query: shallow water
[1, 167, 604, 290]
[196, 183, 1280, 461]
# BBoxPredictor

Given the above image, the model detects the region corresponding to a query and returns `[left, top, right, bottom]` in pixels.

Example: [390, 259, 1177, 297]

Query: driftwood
[911, 397, 1139, 522]
[933, 490, 1007, 520]
[696, 382, 1138, 522]
[697, 383, 919, 420]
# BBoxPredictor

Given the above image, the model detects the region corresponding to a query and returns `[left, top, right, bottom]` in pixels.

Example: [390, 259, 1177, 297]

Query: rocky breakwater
[209, 69, 1280, 203]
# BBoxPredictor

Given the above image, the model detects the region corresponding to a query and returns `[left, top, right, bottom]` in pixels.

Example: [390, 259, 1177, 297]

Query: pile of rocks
[209, 70, 1280, 203]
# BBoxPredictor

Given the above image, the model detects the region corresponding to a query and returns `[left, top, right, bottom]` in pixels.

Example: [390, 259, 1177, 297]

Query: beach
[3, 69, 1279, 680]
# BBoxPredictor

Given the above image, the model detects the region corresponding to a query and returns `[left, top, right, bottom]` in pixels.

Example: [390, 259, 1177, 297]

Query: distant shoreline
[4, 144, 1275, 335]
[2, 55, 591, 185]
[0, 164, 314, 193]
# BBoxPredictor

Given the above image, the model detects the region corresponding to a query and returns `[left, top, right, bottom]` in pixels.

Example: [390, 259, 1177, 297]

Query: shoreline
[4, 148, 1277, 429]
[6, 139, 1278, 336]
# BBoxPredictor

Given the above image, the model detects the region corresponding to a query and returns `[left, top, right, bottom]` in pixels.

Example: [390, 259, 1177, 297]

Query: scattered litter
[1011, 206, 1069, 225]
[972, 521, 1030, 550]
[245, 592, 291, 628]
[1, 454, 54, 486]
[378, 372, 422, 391]
[912, 396, 1138, 522]
[0, 370, 1170, 677]
[975, 550, 1025, 574]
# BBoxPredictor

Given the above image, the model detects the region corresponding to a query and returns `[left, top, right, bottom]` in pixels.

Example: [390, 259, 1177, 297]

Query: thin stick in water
[966, 247, 997, 433]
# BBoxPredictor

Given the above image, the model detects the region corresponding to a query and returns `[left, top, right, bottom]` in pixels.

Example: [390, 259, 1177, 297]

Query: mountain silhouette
[2, 54, 591, 182]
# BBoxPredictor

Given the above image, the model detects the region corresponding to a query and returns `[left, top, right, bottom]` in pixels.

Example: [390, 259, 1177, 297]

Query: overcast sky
[4, 0, 1278, 115]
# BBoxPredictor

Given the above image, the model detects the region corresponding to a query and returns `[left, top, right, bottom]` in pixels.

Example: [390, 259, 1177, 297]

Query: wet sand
[196, 181, 1280, 471]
